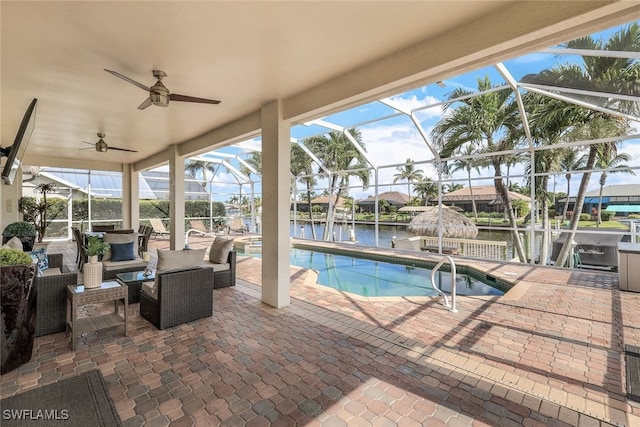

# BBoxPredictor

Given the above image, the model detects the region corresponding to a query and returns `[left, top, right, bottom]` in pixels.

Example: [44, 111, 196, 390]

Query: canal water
[289, 221, 542, 261]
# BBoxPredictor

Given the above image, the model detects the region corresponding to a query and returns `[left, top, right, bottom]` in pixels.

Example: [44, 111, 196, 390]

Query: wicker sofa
[34, 253, 78, 337]
[100, 231, 148, 280]
[139, 267, 215, 329]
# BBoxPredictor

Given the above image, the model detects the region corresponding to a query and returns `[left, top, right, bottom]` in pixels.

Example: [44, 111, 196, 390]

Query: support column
[261, 100, 290, 308]
[122, 164, 139, 230]
[168, 145, 185, 250]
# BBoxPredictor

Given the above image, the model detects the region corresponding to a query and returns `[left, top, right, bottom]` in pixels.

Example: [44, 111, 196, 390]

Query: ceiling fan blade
[104, 69, 150, 92]
[78, 146, 95, 150]
[108, 146, 138, 153]
[170, 93, 221, 104]
[81, 141, 95, 146]
[137, 97, 153, 110]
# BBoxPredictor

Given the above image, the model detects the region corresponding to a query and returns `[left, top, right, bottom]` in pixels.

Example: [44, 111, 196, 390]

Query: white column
[0, 171, 22, 231]
[169, 145, 185, 250]
[122, 164, 139, 230]
[261, 100, 290, 308]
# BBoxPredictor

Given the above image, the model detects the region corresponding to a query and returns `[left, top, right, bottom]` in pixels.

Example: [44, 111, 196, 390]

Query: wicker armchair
[208, 250, 236, 289]
[139, 267, 214, 329]
[34, 253, 78, 337]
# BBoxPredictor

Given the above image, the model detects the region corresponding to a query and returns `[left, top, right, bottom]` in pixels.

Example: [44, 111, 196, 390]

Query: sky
[188, 21, 640, 203]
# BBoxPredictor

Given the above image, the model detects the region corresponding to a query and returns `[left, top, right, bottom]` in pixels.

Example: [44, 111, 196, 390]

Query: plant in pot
[19, 182, 64, 243]
[0, 248, 37, 374]
[2, 221, 37, 252]
[83, 236, 110, 289]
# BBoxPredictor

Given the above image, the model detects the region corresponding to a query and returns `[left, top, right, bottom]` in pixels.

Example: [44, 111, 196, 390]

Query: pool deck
[2, 236, 640, 426]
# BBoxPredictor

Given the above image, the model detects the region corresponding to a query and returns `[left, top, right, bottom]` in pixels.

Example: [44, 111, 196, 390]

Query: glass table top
[116, 270, 156, 283]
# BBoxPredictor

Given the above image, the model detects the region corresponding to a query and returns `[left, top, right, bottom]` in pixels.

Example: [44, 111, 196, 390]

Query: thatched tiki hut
[408, 206, 478, 239]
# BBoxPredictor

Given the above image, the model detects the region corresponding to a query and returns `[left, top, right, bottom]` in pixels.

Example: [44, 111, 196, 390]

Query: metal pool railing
[430, 255, 458, 313]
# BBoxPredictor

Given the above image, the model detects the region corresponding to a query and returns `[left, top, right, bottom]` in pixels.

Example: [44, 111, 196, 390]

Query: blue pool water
[287, 248, 506, 297]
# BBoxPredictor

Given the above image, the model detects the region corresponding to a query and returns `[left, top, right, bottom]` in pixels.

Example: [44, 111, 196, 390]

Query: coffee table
[116, 270, 155, 303]
[66, 281, 128, 350]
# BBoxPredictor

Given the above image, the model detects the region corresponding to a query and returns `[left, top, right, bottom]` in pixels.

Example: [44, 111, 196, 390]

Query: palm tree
[594, 151, 634, 227]
[239, 152, 262, 178]
[445, 183, 463, 193]
[431, 75, 527, 262]
[304, 128, 370, 240]
[185, 160, 216, 190]
[291, 144, 318, 239]
[393, 158, 423, 204]
[547, 23, 639, 267]
[448, 144, 481, 221]
[413, 178, 438, 206]
[558, 147, 586, 221]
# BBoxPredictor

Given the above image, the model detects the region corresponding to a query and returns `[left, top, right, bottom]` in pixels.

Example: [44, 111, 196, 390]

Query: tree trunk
[539, 175, 550, 266]
[468, 170, 478, 221]
[306, 186, 317, 240]
[323, 175, 339, 241]
[562, 174, 571, 221]
[596, 173, 606, 227]
[493, 159, 526, 263]
[555, 147, 597, 267]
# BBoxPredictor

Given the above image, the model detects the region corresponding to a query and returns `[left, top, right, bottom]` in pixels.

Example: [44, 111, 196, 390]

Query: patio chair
[34, 253, 78, 337]
[228, 216, 248, 234]
[71, 227, 87, 270]
[186, 220, 217, 240]
[92, 224, 115, 232]
[138, 225, 152, 256]
[149, 218, 170, 239]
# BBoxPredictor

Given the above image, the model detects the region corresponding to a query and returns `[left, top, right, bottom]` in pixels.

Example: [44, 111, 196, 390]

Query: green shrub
[628, 214, 640, 219]
[580, 213, 591, 221]
[2, 221, 36, 237]
[0, 248, 33, 266]
[600, 211, 615, 221]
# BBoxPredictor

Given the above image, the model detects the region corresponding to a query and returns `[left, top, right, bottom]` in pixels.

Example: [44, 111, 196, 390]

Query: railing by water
[430, 256, 457, 312]
[392, 236, 508, 261]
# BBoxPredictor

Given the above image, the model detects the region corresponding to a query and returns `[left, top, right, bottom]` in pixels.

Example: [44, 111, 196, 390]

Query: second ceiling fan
[80, 132, 137, 153]
[105, 69, 221, 110]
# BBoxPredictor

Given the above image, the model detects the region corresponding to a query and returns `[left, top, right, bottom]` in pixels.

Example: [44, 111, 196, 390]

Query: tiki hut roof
[408, 206, 478, 239]
[309, 195, 346, 206]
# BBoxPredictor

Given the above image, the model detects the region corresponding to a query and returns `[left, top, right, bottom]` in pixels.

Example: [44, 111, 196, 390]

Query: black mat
[0, 369, 121, 426]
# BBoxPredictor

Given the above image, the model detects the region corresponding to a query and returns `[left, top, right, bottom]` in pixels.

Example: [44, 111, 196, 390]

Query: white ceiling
[2, 1, 639, 172]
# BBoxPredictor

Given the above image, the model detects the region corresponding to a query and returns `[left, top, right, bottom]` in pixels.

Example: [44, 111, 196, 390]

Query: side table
[116, 270, 155, 304]
[66, 281, 128, 350]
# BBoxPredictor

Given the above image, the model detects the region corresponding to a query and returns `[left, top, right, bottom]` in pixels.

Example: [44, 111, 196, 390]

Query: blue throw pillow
[110, 242, 135, 262]
[30, 248, 49, 272]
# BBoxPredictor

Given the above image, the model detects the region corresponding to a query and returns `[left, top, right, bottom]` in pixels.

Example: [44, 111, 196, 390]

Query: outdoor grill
[551, 232, 625, 270]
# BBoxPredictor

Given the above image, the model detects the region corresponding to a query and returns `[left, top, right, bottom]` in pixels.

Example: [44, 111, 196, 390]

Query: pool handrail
[430, 255, 458, 313]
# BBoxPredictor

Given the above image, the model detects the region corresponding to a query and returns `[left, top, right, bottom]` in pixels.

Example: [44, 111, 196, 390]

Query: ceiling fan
[80, 132, 137, 153]
[105, 69, 221, 110]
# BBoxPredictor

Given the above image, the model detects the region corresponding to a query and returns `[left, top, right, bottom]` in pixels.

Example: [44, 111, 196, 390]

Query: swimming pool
[289, 248, 508, 297]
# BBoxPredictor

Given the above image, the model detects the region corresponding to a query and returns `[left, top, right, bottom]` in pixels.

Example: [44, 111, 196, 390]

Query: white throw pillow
[5, 236, 23, 251]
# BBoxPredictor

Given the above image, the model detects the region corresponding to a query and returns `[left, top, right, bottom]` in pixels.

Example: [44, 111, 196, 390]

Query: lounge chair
[149, 218, 170, 239]
[190, 220, 216, 236]
[228, 216, 248, 234]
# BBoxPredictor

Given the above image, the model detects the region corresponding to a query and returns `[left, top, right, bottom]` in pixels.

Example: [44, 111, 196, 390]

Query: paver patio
[1, 238, 639, 426]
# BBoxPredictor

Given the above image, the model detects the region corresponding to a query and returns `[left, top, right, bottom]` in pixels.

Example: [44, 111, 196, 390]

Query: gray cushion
[102, 258, 147, 271]
[157, 248, 206, 273]
[209, 237, 234, 264]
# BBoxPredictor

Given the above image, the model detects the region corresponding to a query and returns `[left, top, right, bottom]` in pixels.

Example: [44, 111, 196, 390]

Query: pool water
[289, 248, 506, 297]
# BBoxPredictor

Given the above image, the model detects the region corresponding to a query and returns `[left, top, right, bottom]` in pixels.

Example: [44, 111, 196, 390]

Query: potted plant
[84, 236, 109, 288]
[86, 235, 110, 263]
[0, 248, 37, 374]
[2, 221, 37, 251]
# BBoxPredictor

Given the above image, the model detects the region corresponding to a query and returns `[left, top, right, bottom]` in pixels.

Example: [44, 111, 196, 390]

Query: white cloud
[387, 94, 444, 120]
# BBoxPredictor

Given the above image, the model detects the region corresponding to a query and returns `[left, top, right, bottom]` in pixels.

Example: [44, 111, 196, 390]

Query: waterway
[289, 221, 540, 261]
